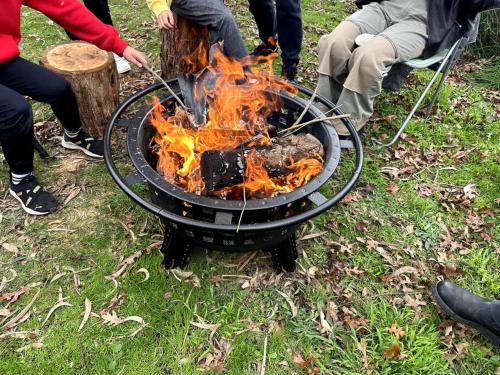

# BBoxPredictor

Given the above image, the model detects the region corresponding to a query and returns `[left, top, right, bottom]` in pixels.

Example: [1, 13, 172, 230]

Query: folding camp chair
[373, 37, 468, 147]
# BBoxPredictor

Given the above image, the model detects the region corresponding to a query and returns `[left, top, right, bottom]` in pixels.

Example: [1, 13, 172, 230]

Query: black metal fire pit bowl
[104, 80, 363, 272]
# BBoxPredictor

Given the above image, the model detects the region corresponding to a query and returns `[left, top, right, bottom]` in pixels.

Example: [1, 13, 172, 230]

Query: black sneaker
[282, 62, 298, 82]
[61, 130, 103, 158]
[9, 175, 59, 216]
[251, 37, 279, 57]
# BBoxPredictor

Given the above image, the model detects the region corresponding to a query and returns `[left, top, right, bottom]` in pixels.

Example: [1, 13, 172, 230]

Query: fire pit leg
[269, 233, 298, 272]
[160, 227, 192, 269]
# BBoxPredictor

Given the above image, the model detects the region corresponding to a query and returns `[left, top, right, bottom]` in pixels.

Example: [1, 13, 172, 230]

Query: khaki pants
[316, 1, 428, 134]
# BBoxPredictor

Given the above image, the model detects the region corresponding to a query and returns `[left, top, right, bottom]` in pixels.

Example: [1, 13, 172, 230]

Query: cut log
[201, 133, 324, 193]
[40, 41, 119, 138]
[160, 14, 210, 79]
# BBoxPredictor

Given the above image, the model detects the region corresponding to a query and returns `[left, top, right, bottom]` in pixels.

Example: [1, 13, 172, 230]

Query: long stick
[143, 65, 188, 112]
[279, 114, 351, 137]
[291, 86, 318, 128]
[236, 144, 247, 233]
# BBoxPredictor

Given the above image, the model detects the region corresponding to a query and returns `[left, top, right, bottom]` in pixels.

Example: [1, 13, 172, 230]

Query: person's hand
[122, 46, 148, 68]
[157, 10, 175, 29]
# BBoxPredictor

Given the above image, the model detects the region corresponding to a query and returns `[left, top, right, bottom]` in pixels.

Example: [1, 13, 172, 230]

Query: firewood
[160, 14, 210, 79]
[201, 133, 324, 193]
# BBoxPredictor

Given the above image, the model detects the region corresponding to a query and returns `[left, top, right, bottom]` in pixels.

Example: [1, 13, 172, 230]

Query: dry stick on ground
[279, 114, 351, 137]
[260, 332, 269, 375]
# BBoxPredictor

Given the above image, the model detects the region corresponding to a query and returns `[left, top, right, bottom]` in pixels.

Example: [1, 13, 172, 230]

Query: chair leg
[34, 137, 50, 160]
[425, 45, 464, 117]
[373, 41, 461, 147]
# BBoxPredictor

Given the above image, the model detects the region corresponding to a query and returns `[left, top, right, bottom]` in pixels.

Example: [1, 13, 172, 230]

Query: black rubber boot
[432, 280, 500, 347]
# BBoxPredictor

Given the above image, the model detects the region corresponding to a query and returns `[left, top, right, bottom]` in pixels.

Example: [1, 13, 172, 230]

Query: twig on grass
[260, 332, 269, 375]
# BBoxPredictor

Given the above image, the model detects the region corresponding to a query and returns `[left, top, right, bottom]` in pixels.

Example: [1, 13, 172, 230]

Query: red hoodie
[1, 0, 129, 65]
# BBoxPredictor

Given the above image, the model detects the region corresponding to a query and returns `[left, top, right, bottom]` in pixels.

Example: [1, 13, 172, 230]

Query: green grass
[1, 0, 499, 374]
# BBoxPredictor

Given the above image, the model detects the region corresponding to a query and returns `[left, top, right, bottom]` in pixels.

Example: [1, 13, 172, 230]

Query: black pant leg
[67, 0, 113, 40]
[83, 0, 113, 25]
[0, 84, 35, 174]
[0, 58, 82, 133]
[276, 0, 302, 66]
[248, 0, 277, 41]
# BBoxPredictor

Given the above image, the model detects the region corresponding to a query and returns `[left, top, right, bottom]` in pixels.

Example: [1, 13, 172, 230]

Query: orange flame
[150, 43, 323, 199]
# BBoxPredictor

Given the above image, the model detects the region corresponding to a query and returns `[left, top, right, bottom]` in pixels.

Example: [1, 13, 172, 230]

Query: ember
[149, 44, 324, 199]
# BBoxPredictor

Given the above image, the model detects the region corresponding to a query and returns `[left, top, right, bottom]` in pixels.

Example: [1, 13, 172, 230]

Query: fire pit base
[159, 221, 299, 272]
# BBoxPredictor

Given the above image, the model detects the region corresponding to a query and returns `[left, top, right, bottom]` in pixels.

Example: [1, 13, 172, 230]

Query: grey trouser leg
[171, 0, 248, 59]
[317, 2, 427, 131]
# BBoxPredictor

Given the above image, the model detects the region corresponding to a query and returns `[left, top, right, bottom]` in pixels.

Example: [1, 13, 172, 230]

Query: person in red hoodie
[1, 0, 147, 216]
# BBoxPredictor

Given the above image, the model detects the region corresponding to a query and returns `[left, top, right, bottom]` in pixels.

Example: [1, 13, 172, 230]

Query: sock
[11, 171, 32, 185]
[64, 127, 81, 139]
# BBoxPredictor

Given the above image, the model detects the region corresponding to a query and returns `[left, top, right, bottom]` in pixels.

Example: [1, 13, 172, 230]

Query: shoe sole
[61, 139, 103, 159]
[9, 189, 51, 216]
[431, 283, 500, 347]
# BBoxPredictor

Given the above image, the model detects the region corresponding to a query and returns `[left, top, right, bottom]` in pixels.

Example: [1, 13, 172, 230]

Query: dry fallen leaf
[357, 339, 372, 375]
[318, 309, 333, 334]
[100, 311, 145, 337]
[0, 287, 30, 302]
[387, 323, 405, 338]
[383, 342, 401, 359]
[1, 243, 18, 255]
[170, 269, 201, 287]
[42, 301, 73, 326]
[388, 181, 399, 196]
[78, 298, 92, 332]
[299, 231, 327, 241]
[2, 289, 40, 329]
[136, 268, 150, 283]
[50, 272, 67, 283]
[16, 342, 43, 352]
[293, 353, 312, 369]
[341, 191, 363, 204]
[276, 290, 298, 318]
[0, 308, 11, 317]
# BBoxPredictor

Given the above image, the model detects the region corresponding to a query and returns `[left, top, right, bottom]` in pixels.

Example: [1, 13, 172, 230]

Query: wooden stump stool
[160, 15, 210, 79]
[41, 41, 119, 137]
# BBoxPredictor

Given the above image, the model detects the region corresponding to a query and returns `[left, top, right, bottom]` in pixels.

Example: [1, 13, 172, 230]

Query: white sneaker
[113, 53, 131, 74]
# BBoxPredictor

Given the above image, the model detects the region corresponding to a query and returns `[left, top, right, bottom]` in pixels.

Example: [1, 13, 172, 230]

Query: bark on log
[160, 14, 210, 79]
[40, 41, 119, 138]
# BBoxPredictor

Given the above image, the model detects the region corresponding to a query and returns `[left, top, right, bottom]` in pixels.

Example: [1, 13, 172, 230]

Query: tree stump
[40, 41, 119, 138]
[160, 14, 210, 79]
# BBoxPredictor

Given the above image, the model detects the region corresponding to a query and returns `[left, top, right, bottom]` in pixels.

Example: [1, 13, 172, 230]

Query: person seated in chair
[1, 0, 147, 216]
[316, 0, 500, 136]
[146, 0, 248, 59]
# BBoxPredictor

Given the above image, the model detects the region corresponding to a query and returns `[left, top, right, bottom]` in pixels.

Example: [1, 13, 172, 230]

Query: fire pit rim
[127, 88, 342, 211]
[104, 81, 364, 232]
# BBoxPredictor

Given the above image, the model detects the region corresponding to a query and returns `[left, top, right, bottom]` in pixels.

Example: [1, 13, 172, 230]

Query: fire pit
[104, 79, 363, 271]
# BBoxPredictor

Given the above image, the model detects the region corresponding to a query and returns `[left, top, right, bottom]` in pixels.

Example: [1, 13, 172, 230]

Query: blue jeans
[171, 0, 248, 59]
[248, 0, 303, 66]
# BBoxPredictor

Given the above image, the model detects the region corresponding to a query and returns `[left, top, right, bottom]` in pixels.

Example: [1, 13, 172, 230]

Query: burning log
[40, 42, 119, 137]
[200, 133, 324, 194]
